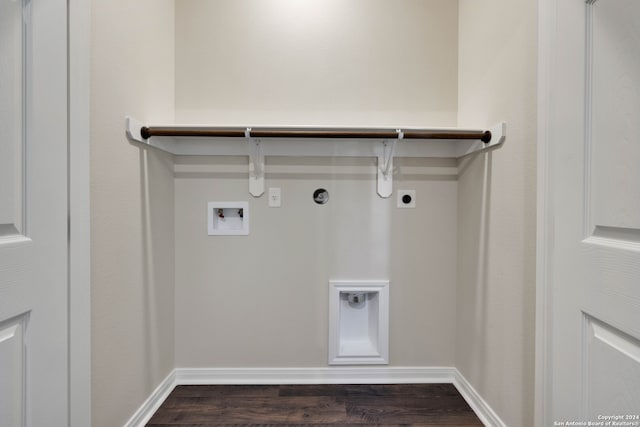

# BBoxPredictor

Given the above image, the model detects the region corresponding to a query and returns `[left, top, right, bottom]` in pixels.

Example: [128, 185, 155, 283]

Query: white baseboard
[453, 368, 507, 427]
[175, 366, 456, 385]
[123, 370, 176, 427]
[124, 367, 506, 427]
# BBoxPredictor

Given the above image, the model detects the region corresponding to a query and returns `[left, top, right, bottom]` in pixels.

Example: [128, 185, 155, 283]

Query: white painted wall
[173, 0, 460, 368]
[90, 1, 175, 426]
[174, 157, 458, 367]
[456, 0, 537, 426]
[175, 0, 458, 127]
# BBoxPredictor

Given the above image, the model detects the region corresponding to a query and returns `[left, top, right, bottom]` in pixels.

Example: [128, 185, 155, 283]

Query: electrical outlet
[268, 187, 281, 207]
[397, 190, 416, 208]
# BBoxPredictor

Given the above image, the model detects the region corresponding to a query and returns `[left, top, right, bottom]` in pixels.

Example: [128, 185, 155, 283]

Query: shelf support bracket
[377, 130, 401, 198]
[247, 128, 265, 197]
[125, 116, 145, 143]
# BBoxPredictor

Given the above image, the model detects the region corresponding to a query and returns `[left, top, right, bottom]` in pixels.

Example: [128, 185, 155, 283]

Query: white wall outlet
[397, 190, 416, 208]
[268, 187, 281, 207]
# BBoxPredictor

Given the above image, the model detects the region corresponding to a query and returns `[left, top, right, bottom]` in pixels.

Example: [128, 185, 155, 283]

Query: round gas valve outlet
[397, 190, 416, 208]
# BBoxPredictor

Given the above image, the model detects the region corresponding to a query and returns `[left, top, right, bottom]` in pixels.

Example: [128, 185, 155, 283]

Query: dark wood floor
[147, 383, 484, 426]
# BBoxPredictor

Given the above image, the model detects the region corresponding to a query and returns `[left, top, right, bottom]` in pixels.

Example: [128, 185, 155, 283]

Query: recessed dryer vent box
[208, 202, 249, 235]
[329, 280, 389, 365]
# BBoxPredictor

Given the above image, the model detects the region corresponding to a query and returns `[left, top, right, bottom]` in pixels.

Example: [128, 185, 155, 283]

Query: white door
[0, 0, 69, 425]
[539, 0, 640, 424]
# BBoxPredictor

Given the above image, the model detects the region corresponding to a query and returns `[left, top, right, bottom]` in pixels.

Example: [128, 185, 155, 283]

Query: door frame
[68, 0, 91, 425]
[535, 0, 557, 425]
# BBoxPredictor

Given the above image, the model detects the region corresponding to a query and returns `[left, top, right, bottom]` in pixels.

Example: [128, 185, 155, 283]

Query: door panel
[584, 315, 640, 418]
[590, 0, 640, 233]
[0, 0, 69, 426]
[0, 2, 30, 424]
[0, 314, 27, 427]
[0, 0, 24, 236]
[583, 0, 640, 351]
[543, 0, 640, 423]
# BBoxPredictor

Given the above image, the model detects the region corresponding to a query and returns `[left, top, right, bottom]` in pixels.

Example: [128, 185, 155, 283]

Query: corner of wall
[90, 0, 176, 426]
[456, 0, 538, 425]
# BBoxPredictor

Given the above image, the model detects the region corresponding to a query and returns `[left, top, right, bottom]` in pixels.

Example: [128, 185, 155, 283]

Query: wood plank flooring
[146, 384, 484, 426]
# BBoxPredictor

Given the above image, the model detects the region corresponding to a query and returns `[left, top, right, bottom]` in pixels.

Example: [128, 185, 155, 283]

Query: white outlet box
[397, 190, 416, 208]
[268, 187, 281, 207]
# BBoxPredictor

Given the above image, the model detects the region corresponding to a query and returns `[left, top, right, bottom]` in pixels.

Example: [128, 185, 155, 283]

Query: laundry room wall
[173, 0, 461, 368]
[174, 0, 458, 126]
[88, 0, 538, 425]
[456, 0, 538, 425]
[90, 1, 176, 426]
[174, 156, 459, 367]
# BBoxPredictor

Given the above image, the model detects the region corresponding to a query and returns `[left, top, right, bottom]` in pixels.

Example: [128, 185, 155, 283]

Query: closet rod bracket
[126, 116, 146, 143]
[376, 130, 402, 198]
[247, 128, 265, 197]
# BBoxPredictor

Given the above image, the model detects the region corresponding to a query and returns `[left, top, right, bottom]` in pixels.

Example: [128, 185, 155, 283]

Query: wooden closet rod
[140, 126, 492, 143]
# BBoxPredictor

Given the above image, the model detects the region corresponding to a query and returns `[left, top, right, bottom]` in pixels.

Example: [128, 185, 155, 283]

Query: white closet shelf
[125, 117, 506, 197]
